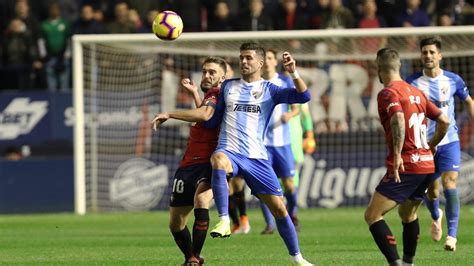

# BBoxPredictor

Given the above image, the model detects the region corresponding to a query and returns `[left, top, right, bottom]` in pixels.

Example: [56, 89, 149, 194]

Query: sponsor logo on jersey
[386, 102, 399, 113]
[233, 104, 261, 113]
[0, 98, 48, 140]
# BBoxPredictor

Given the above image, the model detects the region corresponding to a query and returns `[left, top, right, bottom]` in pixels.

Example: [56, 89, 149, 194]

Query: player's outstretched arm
[428, 113, 449, 153]
[181, 78, 202, 107]
[465, 95, 474, 121]
[151, 106, 215, 131]
[282, 52, 307, 93]
[390, 112, 405, 183]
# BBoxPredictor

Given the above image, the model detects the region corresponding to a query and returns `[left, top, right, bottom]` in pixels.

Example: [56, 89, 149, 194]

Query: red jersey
[377, 80, 442, 174]
[179, 87, 220, 167]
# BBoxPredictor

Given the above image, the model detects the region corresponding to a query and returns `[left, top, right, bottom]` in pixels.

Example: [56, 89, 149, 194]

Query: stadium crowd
[0, 0, 473, 91]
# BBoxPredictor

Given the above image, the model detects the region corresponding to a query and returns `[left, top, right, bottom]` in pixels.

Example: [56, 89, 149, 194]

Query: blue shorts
[266, 145, 295, 178]
[431, 141, 461, 181]
[216, 149, 283, 196]
[376, 172, 431, 204]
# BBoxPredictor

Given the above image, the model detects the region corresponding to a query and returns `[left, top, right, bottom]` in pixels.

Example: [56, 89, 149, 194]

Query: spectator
[320, 0, 355, 29]
[274, 0, 310, 30]
[128, 8, 143, 31]
[140, 9, 159, 33]
[208, 1, 236, 32]
[309, 0, 330, 29]
[239, 0, 273, 31]
[39, 2, 72, 91]
[73, 5, 104, 34]
[14, 0, 40, 41]
[106, 2, 135, 33]
[396, 0, 430, 27]
[357, 0, 387, 53]
[437, 12, 454, 26]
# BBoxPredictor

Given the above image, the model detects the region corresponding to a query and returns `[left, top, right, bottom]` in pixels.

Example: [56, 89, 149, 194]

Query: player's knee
[442, 174, 457, 189]
[211, 152, 228, 169]
[426, 187, 439, 200]
[364, 208, 379, 225]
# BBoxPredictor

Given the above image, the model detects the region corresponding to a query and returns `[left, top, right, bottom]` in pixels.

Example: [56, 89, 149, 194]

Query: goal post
[73, 26, 474, 214]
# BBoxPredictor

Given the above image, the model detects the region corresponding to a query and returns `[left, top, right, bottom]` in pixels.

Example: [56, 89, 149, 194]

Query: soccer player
[365, 48, 449, 266]
[151, 57, 227, 266]
[207, 42, 313, 265]
[259, 48, 300, 234]
[406, 37, 474, 251]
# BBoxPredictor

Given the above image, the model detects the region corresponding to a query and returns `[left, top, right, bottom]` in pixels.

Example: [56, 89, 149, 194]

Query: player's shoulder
[277, 73, 293, 84]
[405, 71, 423, 84]
[442, 69, 463, 82]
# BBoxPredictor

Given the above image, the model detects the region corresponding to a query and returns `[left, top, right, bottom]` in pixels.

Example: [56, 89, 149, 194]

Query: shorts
[375, 171, 431, 204]
[169, 163, 212, 207]
[431, 141, 461, 181]
[216, 149, 283, 196]
[266, 145, 295, 178]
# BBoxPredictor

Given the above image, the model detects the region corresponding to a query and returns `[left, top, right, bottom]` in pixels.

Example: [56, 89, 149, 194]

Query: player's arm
[390, 111, 405, 183]
[464, 95, 474, 121]
[282, 52, 308, 93]
[455, 76, 473, 120]
[181, 78, 202, 107]
[281, 104, 300, 123]
[425, 100, 449, 152]
[151, 105, 215, 130]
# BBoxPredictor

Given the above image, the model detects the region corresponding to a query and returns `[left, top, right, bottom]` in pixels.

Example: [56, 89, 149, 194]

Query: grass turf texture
[1, 207, 473, 265]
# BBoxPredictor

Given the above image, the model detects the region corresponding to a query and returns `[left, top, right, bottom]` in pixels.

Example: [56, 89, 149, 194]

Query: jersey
[210, 78, 311, 159]
[264, 73, 294, 147]
[406, 69, 470, 146]
[179, 87, 220, 167]
[377, 80, 442, 174]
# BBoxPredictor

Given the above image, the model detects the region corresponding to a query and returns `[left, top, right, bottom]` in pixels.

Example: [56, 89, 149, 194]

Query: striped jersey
[264, 73, 294, 147]
[209, 78, 311, 159]
[407, 69, 470, 146]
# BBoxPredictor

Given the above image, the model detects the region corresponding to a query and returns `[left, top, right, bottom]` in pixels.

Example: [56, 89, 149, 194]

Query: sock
[285, 191, 297, 217]
[402, 219, 419, 264]
[275, 215, 300, 255]
[192, 208, 209, 257]
[211, 169, 229, 216]
[260, 200, 275, 228]
[424, 196, 440, 220]
[171, 226, 193, 260]
[369, 220, 400, 264]
[228, 195, 239, 225]
[444, 189, 460, 237]
[234, 190, 247, 216]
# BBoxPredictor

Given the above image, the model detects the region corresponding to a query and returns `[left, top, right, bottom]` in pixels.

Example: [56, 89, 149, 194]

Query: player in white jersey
[207, 42, 313, 265]
[259, 48, 300, 234]
[406, 37, 474, 251]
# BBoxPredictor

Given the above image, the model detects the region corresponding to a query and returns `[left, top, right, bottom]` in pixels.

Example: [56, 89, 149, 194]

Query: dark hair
[419, 37, 442, 51]
[240, 42, 266, 60]
[203, 56, 227, 74]
[266, 48, 278, 57]
[376, 48, 400, 72]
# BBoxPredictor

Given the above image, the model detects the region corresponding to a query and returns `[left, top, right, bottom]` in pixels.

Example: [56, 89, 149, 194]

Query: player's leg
[210, 151, 234, 238]
[170, 206, 194, 262]
[259, 199, 275, 234]
[398, 199, 422, 265]
[425, 177, 443, 241]
[233, 177, 250, 234]
[441, 171, 460, 251]
[281, 177, 298, 228]
[192, 180, 213, 260]
[227, 178, 240, 233]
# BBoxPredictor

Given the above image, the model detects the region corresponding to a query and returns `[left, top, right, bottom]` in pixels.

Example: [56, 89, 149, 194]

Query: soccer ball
[152, 11, 183, 41]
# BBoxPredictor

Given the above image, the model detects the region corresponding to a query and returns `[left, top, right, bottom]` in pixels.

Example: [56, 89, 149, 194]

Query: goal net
[73, 26, 474, 214]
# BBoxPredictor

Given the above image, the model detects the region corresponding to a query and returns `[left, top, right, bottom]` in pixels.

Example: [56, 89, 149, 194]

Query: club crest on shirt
[251, 88, 263, 99]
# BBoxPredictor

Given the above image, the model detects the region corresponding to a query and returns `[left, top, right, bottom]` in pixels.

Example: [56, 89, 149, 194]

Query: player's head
[419, 37, 442, 71]
[264, 48, 278, 78]
[376, 48, 401, 83]
[225, 62, 234, 79]
[239, 42, 265, 77]
[201, 57, 227, 92]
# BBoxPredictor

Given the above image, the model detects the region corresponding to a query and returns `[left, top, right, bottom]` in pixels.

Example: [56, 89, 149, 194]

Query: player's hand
[151, 112, 170, 131]
[181, 78, 198, 95]
[392, 154, 404, 183]
[282, 52, 296, 74]
[303, 136, 316, 154]
[281, 112, 292, 123]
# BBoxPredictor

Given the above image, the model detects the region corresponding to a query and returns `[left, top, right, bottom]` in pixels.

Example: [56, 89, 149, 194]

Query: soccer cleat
[431, 208, 443, 242]
[260, 224, 274, 235]
[182, 256, 200, 266]
[293, 258, 314, 266]
[210, 220, 231, 238]
[402, 262, 414, 266]
[231, 224, 241, 234]
[239, 215, 251, 234]
[444, 236, 457, 251]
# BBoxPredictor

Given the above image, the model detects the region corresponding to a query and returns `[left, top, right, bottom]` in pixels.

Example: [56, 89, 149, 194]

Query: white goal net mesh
[74, 27, 474, 213]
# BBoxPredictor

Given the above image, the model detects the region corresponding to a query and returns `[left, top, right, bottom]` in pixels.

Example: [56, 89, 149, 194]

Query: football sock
[171, 226, 193, 260]
[192, 208, 209, 257]
[402, 218, 419, 264]
[260, 200, 275, 228]
[285, 191, 297, 218]
[234, 190, 247, 216]
[424, 197, 440, 220]
[369, 220, 400, 263]
[444, 189, 460, 237]
[228, 195, 240, 226]
[275, 215, 299, 256]
[211, 169, 229, 216]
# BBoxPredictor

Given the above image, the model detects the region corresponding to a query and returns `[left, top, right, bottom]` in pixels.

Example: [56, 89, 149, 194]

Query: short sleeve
[377, 89, 402, 117]
[454, 75, 469, 101]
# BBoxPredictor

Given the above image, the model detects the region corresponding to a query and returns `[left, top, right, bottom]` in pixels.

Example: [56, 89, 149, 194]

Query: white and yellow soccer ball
[152, 11, 183, 41]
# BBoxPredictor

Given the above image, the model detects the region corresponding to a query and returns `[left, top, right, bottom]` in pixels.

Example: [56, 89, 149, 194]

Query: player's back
[377, 80, 441, 174]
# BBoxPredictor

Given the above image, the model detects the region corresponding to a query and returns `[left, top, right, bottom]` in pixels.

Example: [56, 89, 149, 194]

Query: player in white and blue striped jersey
[207, 42, 313, 265]
[406, 37, 474, 252]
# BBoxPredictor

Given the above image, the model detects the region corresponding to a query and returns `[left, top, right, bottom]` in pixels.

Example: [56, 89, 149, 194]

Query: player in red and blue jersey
[406, 37, 474, 251]
[364, 48, 449, 266]
[151, 57, 227, 266]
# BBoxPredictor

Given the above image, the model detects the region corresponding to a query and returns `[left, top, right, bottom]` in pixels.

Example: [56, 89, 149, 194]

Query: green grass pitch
[1, 207, 473, 265]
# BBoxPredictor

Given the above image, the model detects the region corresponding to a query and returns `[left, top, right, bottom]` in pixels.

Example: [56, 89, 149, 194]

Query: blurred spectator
[94, 8, 105, 23]
[140, 9, 159, 33]
[106, 2, 135, 33]
[128, 8, 143, 31]
[73, 5, 104, 34]
[310, 0, 330, 28]
[208, 1, 236, 32]
[39, 2, 72, 91]
[358, 0, 386, 52]
[239, 0, 273, 31]
[458, 0, 474, 25]
[2, 18, 42, 90]
[274, 0, 310, 30]
[3, 146, 23, 161]
[437, 12, 455, 26]
[57, 0, 79, 23]
[396, 0, 430, 27]
[127, 0, 159, 19]
[14, 1, 40, 40]
[320, 0, 355, 29]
